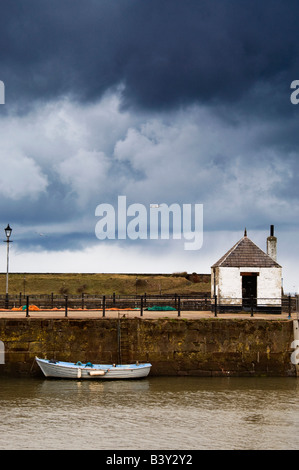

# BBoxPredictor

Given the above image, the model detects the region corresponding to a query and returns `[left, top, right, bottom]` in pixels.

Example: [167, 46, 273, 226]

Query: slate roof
[211, 234, 281, 268]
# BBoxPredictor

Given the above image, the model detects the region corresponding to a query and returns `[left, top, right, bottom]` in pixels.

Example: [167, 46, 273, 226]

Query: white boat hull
[35, 357, 152, 379]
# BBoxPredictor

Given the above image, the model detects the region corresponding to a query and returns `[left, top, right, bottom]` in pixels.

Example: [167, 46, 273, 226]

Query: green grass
[1, 273, 211, 296]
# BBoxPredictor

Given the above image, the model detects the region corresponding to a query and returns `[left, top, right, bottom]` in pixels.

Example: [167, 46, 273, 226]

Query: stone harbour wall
[0, 318, 296, 377]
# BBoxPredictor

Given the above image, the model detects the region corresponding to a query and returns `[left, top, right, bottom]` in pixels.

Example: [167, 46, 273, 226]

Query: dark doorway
[242, 274, 257, 308]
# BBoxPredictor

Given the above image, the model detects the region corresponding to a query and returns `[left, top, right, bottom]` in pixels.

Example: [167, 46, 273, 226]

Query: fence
[212, 295, 299, 318]
[0, 292, 211, 312]
[0, 292, 298, 317]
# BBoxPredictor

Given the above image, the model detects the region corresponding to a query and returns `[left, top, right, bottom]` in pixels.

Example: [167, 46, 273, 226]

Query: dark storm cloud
[0, 0, 298, 112]
[1, 0, 299, 284]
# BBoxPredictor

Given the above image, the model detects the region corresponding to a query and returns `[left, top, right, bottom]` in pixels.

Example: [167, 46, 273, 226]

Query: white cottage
[211, 226, 282, 313]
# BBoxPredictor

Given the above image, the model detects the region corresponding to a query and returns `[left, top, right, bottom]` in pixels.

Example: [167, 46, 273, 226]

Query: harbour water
[0, 376, 298, 450]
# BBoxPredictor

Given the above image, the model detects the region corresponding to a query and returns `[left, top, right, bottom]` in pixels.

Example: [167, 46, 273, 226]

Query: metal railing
[0, 292, 297, 318]
[0, 292, 211, 311]
[212, 295, 294, 317]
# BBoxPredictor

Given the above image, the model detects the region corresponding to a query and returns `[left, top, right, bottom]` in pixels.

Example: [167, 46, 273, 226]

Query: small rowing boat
[35, 357, 152, 380]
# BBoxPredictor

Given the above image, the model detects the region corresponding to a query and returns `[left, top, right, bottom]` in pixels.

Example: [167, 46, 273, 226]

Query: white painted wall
[257, 267, 282, 305]
[211, 266, 282, 306]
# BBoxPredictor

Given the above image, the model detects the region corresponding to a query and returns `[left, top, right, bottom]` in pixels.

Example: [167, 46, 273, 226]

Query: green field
[0, 272, 211, 296]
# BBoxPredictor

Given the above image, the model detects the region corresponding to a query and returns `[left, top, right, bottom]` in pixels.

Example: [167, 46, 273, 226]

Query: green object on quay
[147, 305, 176, 311]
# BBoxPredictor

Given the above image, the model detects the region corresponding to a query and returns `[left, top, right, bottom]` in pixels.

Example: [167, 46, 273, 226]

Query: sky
[0, 0, 299, 292]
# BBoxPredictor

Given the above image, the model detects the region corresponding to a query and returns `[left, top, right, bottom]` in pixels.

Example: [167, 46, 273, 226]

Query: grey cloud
[0, 0, 298, 115]
[1, 92, 298, 255]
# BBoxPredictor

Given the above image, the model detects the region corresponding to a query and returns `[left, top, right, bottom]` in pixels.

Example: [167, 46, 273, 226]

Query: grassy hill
[1, 272, 211, 296]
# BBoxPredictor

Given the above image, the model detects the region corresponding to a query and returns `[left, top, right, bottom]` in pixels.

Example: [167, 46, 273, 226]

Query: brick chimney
[267, 225, 277, 261]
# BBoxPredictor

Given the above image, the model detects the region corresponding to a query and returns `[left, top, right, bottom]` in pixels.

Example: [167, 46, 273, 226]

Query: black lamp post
[4, 224, 12, 309]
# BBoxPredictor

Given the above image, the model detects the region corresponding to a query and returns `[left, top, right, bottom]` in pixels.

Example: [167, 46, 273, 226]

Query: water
[0, 376, 298, 450]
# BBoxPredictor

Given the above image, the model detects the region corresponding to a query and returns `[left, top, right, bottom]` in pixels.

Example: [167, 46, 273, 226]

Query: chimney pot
[270, 225, 274, 236]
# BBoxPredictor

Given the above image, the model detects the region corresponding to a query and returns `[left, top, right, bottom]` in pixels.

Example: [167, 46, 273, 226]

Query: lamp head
[5, 224, 12, 239]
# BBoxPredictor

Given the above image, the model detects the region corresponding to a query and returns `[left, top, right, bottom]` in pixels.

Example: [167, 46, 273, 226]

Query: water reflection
[0, 376, 298, 450]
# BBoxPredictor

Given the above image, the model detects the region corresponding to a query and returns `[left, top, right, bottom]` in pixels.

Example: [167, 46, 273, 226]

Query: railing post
[102, 295, 106, 317]
[178, 295, 181, 317]
[214, 294, 217, 317]
[26, 295, 29, 318]
[250, 295, 254, 317]
[288, 295, 292, 319]
[81, 292, 85, 310]
[117, 317, 121, 364]
[140, 295, 143, 317]
[65, 295, 68, 317]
